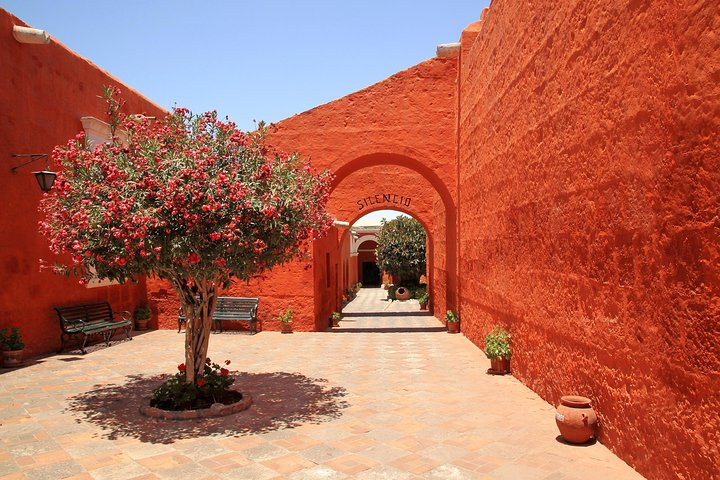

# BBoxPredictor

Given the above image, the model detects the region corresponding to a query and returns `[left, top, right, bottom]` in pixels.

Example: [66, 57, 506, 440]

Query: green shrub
[0, 328, 24, 351]
[417, 291, 429, 305]
[134, 305, 151, 320]
[484, 327, 511, 359]
[278, 308, 293, 323]
[151, 357, 239, 411]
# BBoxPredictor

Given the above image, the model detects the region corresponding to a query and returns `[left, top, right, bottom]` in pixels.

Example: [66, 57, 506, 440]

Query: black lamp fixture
[11, 154, 56, 192]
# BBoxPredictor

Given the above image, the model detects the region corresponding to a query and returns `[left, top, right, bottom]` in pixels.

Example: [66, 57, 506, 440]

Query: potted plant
[331, 311, 341, 327]
[0, 327, 25, 368]
[417, 291, 429, 310]
[279, 308, 293, 334]
[484, 326, 511, 374]
[134, 305, 152, 331]
[383, 281, 390, 290]
[445, 310, 460, 334]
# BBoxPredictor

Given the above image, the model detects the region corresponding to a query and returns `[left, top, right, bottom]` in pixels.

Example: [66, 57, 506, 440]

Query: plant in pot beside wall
[484, 327, 511, 375]
[279, 308, 293, 334]
[445, 310, 460, 333]
[1, 327, 25, 368]
[417, 291, 429, 310]
[331, 311, 341, 327]
[134, 305, 152, 331]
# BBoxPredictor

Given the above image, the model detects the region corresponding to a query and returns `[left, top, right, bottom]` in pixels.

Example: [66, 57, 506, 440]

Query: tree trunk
[173, 278, 218, 383]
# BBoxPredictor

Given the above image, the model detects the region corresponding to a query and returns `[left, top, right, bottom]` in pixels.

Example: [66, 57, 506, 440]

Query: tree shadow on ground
[66, 372, 349, 444]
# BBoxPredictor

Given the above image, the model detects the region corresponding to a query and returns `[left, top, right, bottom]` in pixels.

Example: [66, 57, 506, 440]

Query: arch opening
[315, 153, 454, 328]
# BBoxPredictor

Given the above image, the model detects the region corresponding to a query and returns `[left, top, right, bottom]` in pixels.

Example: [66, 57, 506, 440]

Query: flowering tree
[40, 87, 333, 383]
[375, 216, 426, 285]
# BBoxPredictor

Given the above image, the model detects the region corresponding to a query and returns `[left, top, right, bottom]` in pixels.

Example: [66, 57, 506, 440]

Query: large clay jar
[555, 395, 598, 444]
[395, 287, 411, 300]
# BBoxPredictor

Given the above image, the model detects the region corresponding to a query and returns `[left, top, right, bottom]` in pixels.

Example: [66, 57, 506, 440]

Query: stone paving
[0, 288, 645, 479]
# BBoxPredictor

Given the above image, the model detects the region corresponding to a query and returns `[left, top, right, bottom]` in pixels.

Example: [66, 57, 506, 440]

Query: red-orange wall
[457, 2, 719, 479]
[269, 57, 459, 311]
[149, 60, 458, 333]
[0, 9, 164, 355]
[149, 254, 320, 333]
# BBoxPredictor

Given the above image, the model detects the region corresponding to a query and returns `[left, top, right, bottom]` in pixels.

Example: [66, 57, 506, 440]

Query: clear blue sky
[2, 0, 488, 132]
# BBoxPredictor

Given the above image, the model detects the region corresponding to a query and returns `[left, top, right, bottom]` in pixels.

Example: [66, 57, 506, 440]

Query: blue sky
[3, 1, 487, 132]
[3, 1, 488, 224]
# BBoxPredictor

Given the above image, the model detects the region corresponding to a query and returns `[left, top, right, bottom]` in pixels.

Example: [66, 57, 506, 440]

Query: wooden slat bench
[177, 296, 258, 334]
[54, 302, 132, 354]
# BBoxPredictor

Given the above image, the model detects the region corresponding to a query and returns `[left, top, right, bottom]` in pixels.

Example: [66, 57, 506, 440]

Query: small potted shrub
[134, 305, 152, 331]
[383, 281, 390, 290]
[331, 311, 341, 327]
[445, 310, 459, 333]
[278, 308, 293, 334]
[1, 327, 25, 368]
[356, 282, 362, 290]
[417, 291, 429, 310]
[484, 326, 511, 374]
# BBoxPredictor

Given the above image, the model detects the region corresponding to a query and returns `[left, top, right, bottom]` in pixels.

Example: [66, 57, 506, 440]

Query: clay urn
[555, 395, 598, 444]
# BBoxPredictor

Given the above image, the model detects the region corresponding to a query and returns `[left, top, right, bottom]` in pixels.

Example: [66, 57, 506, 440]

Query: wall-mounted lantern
[10, 154, 56, 192]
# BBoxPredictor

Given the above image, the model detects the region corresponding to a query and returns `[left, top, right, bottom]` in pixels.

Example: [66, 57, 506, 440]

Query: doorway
[361, 261, 381, 286]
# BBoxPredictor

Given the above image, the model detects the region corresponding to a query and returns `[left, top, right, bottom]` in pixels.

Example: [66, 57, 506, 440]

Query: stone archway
[319, 160, 449, 324]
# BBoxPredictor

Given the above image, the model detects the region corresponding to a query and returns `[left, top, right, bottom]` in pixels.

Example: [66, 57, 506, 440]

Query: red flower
[220, 368, 229, 377]
[224, 360, 231, 365]
[197, 378, 206, 387]
[178, 363, 186, 372]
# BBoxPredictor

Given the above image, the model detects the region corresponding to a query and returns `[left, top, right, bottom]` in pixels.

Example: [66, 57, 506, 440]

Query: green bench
[177, 296, 258, 334]
[54, 302, 132, 354]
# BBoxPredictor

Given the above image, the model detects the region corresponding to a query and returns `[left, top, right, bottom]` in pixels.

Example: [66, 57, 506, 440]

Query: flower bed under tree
[40, 86, 333, 395]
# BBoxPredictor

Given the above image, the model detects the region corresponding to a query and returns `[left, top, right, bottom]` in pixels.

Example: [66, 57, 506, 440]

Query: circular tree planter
[140, 393, 253, 420]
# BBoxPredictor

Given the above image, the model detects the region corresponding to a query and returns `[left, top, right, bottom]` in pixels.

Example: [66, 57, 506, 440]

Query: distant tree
[40, 86, 333, 384]
[375, 216, 426, 285]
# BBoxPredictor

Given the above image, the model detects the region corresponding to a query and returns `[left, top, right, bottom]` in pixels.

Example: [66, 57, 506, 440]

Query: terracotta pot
[135, 319, 150, 331]
[419, 303, 427, 310]
[281, 323, 293, 334]
[447, 321, 460, 334]
[555, 395, 598, 444]
[2, 349, 24, 368]
[395, 287, 411, 300]
[489, 357, 510, 375]
[332, 318, 340, 327]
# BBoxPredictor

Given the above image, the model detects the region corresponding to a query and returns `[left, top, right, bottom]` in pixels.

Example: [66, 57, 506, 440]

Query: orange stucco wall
[269, 56, 459, 312]
[0, 9, 164, 355]
[456, 1, 719, 479]
[149, 252, 321, 333]
[149, 59, 458, 333]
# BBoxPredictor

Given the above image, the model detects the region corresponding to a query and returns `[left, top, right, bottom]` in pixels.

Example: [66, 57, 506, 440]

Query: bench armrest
[114, 310, 132, 323]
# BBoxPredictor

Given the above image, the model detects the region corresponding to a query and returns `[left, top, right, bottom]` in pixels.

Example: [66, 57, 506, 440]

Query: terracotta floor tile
[0, 288, 645, 480]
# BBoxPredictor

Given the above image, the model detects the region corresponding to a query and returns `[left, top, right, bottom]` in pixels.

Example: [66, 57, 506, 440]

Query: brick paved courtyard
[0, 288, 644, 479]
